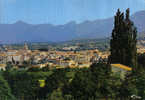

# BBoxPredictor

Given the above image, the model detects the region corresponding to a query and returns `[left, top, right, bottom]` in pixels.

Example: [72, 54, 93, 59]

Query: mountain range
[1, 10, 145, 43]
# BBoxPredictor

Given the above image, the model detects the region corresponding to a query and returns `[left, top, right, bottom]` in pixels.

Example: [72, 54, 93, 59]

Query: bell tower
[24, 43, 29, 50]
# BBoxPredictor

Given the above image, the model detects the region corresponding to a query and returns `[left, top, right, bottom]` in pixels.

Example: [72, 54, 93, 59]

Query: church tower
[24, 43, 29, 50]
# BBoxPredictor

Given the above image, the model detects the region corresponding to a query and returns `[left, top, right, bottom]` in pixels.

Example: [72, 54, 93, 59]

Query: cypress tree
[109, 8, 137, 70]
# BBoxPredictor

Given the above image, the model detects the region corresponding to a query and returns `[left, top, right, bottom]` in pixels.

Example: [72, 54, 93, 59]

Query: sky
[0, 0, 145, 25]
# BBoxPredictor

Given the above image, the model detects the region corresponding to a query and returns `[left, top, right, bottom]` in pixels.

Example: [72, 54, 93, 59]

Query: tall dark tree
[109, 8, 137, 70]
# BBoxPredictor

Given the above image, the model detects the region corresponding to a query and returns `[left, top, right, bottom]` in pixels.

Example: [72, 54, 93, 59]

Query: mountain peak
[14, 20, 28, 25]
[131, 10, 145, 17]
[65, 21, 76, 25]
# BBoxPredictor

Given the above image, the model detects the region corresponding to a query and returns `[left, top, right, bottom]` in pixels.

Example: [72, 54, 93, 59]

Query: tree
[3, 70, 49, 100]
[68, 69, 96, 100]
[137, 53, 145, 69]
[119, 72, 142, 100]
[109, 8, 137, 70]
[42, 69, 69, 99]
[110, 74, 122, 99]
[90, 62, 112, 100]
[0, 75, 16, 100]
[46, 89, 64, 100]
[5, 62, 13, 71]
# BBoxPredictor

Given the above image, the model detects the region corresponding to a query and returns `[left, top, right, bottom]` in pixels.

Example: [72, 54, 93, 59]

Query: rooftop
[111, 64, 132, 71]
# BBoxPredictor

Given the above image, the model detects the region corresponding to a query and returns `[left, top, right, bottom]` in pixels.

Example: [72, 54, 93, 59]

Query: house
[111, 64, 132, 78]
[6, 50, 18, 55]
[0, 53, 7, 64]
[78, 62, 91, 68]
[0, 64, 6, 71]
[59, 60, 70, 68]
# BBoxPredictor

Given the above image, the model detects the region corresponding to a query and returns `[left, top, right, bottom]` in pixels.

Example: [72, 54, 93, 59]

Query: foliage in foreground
[0, 74, 16, 100]
[0, 61, 145, 100]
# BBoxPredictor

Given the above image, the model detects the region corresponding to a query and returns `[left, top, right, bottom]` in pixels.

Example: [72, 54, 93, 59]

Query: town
[0, 41, 144, 71]
[0, 43, 110, 70]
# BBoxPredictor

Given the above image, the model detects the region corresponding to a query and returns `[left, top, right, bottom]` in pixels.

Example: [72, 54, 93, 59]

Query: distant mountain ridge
[0, 10, 145, 43]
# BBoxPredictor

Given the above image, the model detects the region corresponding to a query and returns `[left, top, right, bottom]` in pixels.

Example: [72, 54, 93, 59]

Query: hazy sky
[0, 0, 145, 24]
